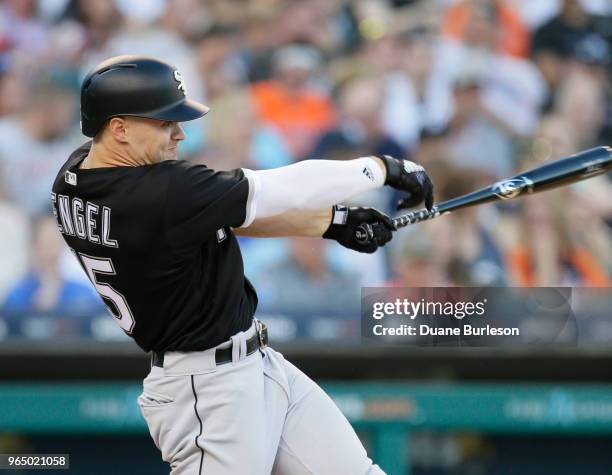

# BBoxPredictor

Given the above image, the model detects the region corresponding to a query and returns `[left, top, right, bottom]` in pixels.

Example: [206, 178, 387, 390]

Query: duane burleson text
[372, 324, 520, 337]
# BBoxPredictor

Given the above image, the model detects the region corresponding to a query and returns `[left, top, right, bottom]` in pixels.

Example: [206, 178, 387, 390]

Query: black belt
[151, 320, 268, 368]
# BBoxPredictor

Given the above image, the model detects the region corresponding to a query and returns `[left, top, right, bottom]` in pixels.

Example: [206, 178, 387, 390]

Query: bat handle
[396, 207, 440, 227]
[353, 207, 440, 245]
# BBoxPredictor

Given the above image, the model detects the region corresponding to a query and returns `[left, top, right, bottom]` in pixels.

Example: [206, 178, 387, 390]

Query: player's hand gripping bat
[355, 146, 612, 245]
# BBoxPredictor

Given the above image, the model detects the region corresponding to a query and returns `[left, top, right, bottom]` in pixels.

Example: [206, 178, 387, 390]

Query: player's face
[124, 117, 185, 164]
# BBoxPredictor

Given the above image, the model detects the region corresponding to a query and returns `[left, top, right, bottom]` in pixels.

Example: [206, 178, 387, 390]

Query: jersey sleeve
[164, 161, 252, 252]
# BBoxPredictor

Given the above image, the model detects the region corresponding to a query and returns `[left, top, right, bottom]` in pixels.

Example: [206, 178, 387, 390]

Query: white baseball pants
[138, 322, 385, 474]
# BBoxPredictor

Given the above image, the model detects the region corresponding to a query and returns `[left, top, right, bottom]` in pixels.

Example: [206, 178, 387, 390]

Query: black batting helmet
[80, 55, 210, 137]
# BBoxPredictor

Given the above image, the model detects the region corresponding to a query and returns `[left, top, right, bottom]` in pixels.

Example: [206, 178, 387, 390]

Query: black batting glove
[323, 205, 396, 254]
[377, 155, 434, 211]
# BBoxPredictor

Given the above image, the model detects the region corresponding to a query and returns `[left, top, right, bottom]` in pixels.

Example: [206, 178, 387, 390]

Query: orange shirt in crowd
[507, 246, 610, 286]
[250, 81, 336, 159]
[442, 1, 530, 58]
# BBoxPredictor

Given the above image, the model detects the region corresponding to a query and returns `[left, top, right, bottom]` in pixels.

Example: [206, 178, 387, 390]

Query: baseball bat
[355, 146, 612, 244]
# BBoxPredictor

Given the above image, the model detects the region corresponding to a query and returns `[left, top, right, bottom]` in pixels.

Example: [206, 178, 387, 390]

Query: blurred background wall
[0, 0, 611, 474]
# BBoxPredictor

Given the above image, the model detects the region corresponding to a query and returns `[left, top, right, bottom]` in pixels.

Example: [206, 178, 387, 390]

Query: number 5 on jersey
[73, 251, 136, 334]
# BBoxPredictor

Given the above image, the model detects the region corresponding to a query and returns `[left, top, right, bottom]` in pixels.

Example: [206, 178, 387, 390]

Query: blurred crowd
[0, 0, 611, 341]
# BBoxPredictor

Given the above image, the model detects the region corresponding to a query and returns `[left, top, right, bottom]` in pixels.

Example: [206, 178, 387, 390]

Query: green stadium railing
[1, 382, 612, 474]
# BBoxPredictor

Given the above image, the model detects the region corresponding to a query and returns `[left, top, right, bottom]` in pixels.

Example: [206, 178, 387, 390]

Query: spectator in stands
[531, 0, 611, 111]
[0, 68, 27, 117]
[200, 89, 293, 170]
[388, 226, 449, 287]
[309, 75, 403, 161]
[441, 0, 530, 58]
[0, 0, 48, 66]
[0, 171, 29, 301]
[251, 43, 336, 160]
[0, 80, 80, 215]
[242, 4, 285, 83]
[275, 0, 341, 55]
[59, 0, 124, 59]
[504, 191, 611, 287]
[2, 215, 103, 315]
[379, 28, 451, 150]
[532, 0, 607, 62]
[252, 236, 367, 340]
[437, 167, 507, 286]
[444, 215, 508, 287]
[194, 25, 245, 103]
[556, 67, 607, 149]
[255, 237, 360, 315]
[411, 129, 465, 181]
[433, 1, 547, 139]
[443, 69, 516, 180]
[156, 0, 212, 43]
[245, 0, 350, 81]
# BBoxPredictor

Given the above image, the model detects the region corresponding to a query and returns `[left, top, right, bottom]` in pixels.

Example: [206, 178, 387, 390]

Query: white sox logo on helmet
[173, 70, 186, 93]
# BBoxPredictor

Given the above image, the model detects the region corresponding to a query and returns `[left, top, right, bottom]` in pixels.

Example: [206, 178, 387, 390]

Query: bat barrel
[391, 146, 612, 230]
[520, 145, 612, 192]
[361, 146, 612, 238]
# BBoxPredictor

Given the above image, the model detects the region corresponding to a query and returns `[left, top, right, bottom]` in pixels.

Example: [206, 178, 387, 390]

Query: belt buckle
[255, 319, 268, 349]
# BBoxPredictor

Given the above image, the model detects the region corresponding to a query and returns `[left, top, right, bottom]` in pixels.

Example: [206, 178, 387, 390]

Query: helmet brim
[147, 98, 210, 123]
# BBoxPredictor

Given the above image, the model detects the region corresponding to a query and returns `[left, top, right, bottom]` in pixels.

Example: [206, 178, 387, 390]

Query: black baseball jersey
[51, 142, 258, 352]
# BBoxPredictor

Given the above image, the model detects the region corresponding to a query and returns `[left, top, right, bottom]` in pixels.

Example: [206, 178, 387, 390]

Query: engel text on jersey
[51, 192, 118, 248]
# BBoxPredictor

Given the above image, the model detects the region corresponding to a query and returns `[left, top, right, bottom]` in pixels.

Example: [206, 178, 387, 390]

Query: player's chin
[164, 147, 179, 161]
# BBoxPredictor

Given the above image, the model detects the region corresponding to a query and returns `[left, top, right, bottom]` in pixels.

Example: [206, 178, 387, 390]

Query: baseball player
[51, 56, 434, 474]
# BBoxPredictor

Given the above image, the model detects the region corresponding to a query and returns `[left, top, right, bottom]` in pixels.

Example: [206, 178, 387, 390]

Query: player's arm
[235, 205, 396, 254]
[164, 154, 432, 254]
[239, 155, 434, 229]
[234, 208, 332, 237]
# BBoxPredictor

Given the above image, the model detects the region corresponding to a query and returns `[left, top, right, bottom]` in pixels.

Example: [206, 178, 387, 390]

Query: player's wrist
[322, 205, 346, 240]
[377, 155, 405, 187]
[368, 156, 387, 183]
